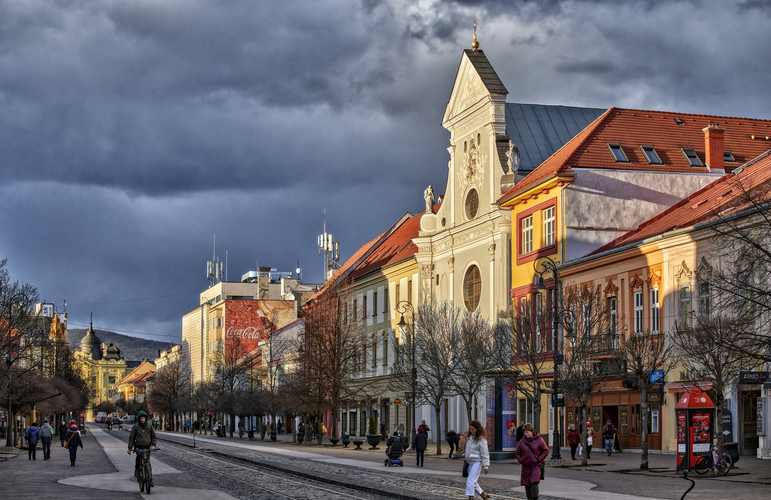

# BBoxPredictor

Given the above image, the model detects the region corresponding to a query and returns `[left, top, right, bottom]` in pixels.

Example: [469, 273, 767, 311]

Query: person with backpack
[40, 420, 55, 460]
[24, 422, 41, 460]
[602, 420, 617, 456]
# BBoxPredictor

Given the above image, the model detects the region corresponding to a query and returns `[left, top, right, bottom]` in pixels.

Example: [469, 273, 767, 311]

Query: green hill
[68, 329, 174, 363]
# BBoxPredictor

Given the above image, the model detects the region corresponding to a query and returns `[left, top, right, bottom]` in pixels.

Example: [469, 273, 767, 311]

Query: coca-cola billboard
[224, 300, 295, 352]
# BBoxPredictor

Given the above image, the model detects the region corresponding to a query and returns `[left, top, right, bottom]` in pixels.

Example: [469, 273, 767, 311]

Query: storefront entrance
[740, 389, 760, 455]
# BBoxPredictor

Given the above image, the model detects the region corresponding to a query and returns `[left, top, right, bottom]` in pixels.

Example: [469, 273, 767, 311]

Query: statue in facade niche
[424, 185, 435, 213]
[507, 141, 520, 175]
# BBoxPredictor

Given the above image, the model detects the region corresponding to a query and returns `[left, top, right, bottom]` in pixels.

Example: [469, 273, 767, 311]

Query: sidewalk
[166, 430, 771, 500]
[2, 426, 236, 500]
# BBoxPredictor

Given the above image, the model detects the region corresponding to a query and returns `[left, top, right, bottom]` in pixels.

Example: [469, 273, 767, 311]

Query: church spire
[472, 19, 479, 51]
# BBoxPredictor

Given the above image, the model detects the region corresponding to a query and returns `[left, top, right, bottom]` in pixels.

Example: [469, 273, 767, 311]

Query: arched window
[463, 265, 481, 311]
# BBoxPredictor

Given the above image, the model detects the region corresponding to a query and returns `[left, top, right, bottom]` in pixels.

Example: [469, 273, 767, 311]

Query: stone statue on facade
[424, 185, 435, 213]
[507, 141, 520, 175]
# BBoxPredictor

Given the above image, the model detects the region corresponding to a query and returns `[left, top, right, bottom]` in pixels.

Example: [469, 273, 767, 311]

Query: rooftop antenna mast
[207, 236, 223, 286]
[317, 210, 340, 281]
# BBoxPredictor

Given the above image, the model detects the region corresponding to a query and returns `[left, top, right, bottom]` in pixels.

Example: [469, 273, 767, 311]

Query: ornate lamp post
[535, 256, 574, 461]
[396, 300, 417, 445]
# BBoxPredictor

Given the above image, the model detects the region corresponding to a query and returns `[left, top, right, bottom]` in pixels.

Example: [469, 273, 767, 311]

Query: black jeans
[447, 438, 458, 457]
[28, 443, 37, 460]
[42, 440, 51, 459]
[416, 449, 424, 466]
[570, 443, 578, 459]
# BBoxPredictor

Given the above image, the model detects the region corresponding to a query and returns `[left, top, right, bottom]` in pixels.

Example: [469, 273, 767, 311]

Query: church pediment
[443, 50, 507, 125]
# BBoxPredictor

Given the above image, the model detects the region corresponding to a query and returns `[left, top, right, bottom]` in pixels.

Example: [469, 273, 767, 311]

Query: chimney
[703, 123, 726, 173]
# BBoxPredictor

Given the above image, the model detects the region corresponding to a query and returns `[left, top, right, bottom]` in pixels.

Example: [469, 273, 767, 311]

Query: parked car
[121, 415, 136, 425]
[95, 412, 107, 423]
[112, 417, 122, 425]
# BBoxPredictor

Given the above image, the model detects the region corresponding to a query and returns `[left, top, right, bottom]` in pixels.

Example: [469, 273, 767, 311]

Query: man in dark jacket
[602, 420, 617, 456]
[386, 431, 404, 457]
[413, 427, 428, 467]
[24, 422, 41, 460]
[446, 430, 459, 458]
[59, 420, 68, 447]
[127, 410, 157, 486]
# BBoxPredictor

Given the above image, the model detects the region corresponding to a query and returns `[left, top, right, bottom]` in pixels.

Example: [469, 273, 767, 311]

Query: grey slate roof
[464, 49, 508, 95]
[506, 103, 607, 173]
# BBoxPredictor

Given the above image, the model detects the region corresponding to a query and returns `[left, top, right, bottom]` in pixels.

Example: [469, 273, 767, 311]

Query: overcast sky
[2, 0, 771, 343]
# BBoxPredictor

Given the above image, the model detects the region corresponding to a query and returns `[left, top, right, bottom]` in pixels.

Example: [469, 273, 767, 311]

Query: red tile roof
[499, 107, 771, 203]
[593, 150, 771, 254]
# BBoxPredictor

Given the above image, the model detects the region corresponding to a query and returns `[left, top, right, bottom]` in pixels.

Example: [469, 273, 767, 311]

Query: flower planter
[366, 434, 381, 450]
[341, 434, 351, 448]
[352, 439, 364, 450]
[329, 438, 340, 446]
[297, 433, 305, 444]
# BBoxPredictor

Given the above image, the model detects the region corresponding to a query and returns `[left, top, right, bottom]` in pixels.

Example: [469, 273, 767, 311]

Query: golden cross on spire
[472, 19, 479, 50]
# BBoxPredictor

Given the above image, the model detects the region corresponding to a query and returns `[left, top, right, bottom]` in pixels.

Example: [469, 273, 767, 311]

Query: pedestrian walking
[602, 420, 617, 456]
[464, 420, 490, 500]
[59, 420, 68, 447]
[397, 422, 405, 437]
[40, 420, 54, 460]
[413, 427, 428, 467]
[446, 429, 459, 458]
[420, 420, 430, 433]
[585, 422, 595, 459]
[515, 422, 548, 500]
[24, 422, 41, 460]
[65, 422, 84, 466]
[566, 424, 580, 460]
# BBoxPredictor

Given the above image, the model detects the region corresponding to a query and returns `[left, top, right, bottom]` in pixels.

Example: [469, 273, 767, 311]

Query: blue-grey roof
[505, 104, 607, 172]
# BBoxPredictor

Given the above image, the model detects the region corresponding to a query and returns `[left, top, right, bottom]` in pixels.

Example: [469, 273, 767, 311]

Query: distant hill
[68, 329, 174, 363]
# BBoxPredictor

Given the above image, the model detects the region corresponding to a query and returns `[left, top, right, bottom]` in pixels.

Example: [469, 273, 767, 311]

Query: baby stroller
[384, 435, 404, 467]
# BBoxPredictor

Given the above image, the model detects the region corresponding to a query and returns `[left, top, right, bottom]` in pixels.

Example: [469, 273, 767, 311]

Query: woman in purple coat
[515, 422, 548, 500]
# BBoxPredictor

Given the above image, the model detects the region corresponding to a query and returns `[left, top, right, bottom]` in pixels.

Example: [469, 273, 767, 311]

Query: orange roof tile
[499, 108, 771, 204]
[593, 149, 771, 253]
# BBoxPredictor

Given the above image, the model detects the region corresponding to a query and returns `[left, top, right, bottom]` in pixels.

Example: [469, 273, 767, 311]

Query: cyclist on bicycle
[127, 410, 157, 486]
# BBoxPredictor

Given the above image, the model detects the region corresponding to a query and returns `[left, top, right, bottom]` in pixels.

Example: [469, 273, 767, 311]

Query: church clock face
[465, 188, 479, 220]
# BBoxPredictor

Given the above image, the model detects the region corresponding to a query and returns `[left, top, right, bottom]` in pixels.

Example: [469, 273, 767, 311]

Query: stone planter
[297, 433, 305, 444]
[329, 438, 340, 446]
[352, 439, 364, 450]
[270, 431, 277, 442]
[366, 434, 381, 450]
[341, 434, 350, 448]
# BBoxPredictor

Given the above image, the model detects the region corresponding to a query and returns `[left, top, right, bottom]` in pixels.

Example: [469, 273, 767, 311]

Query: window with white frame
[535, 294, 542, 353]
[522, 216, 534, 254]
[650, 288, 660, 333]
[543, 207, 555, 247]
[698, 278, 711, 321]
[634, 291, 644, 334]
[608, 297, 617, 347]
[679, 285, 691, 328]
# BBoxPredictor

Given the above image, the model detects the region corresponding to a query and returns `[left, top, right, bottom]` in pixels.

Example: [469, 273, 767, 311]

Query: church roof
[505, 103, 607, 172]
[462, 49, 508, 95]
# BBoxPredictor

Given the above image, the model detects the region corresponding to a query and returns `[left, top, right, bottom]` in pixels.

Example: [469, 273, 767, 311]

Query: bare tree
[560, 284, 613, 466]
[148, 358, 190, 432]
[299, 278, 367, 443]
[412, 301, 459, 455]
[673, 314, 754, 450]
[451, 308, 495, 426]
[614, 328, 678, 470]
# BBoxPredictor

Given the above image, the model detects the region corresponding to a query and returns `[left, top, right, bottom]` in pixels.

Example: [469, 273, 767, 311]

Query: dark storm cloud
[2, 0, 771, 341]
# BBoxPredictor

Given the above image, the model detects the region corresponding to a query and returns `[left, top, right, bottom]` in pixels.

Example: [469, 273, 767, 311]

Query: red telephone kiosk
[676, 388, 716, 471]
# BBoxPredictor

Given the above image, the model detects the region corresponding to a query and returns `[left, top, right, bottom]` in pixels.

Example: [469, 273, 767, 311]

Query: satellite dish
[296, 267, 301, 275]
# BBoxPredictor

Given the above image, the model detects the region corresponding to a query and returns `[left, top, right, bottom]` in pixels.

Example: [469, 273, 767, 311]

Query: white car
[121, 415, 136, 425]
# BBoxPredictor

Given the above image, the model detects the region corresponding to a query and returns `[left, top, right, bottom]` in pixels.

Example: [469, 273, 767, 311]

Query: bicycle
[694, 442, 732, 476]
[133, 447, 159, 493]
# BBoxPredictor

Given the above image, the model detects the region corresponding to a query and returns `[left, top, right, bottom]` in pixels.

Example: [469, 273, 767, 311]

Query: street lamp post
[396, 300, 417, 445]
[534, 256, 574, 461]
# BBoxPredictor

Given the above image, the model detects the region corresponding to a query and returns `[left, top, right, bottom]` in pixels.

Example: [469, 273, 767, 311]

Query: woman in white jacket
[464, 420, 490, 500]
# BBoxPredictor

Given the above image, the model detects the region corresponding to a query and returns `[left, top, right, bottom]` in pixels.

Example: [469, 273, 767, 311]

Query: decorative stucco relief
[459, 71, 485, 113]
[630, 274, 645, 290]
[645, 271, 661, 288]
[458, 137, 485, 191]
[604, 280, 618, 296]
[421, 264, 434, 279]
[488, 242, 496, 261]
[447, 257, 455, 273]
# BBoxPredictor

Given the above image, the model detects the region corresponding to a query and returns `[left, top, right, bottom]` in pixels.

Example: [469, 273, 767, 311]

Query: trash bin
[722, 442, 740, 464]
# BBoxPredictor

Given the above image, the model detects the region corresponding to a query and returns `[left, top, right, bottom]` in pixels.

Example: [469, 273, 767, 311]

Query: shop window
[651, 404, 660, 433]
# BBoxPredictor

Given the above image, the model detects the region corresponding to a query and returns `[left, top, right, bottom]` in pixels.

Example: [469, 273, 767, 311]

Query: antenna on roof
[318, 210, 341, 281]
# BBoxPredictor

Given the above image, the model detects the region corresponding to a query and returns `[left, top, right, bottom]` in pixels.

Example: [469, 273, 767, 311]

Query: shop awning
[667, 381, 713, 393]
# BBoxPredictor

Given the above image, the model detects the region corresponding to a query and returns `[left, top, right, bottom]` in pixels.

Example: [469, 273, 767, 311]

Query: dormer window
[724, 151, 736, 162]
[641, 145, 662, 165]
[607, 143, 629, 162]
[681, 148, 702, 167]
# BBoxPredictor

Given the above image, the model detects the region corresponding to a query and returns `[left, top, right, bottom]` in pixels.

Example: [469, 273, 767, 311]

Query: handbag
[462, 460, 469, 477]
[587, 436, 593, 446]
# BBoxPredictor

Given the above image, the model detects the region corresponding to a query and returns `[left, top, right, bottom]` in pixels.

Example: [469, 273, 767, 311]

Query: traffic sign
[393, 399, 403, 406]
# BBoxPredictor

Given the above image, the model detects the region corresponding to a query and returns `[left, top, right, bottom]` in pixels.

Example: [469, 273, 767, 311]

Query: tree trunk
[465, 397, 473, 430]
[581, 405, 588, 466]
[434, 405, 443, 455]
[715, 392, 725, 450]
[640, 387, 649, 470]
[533, 396, 542, 434]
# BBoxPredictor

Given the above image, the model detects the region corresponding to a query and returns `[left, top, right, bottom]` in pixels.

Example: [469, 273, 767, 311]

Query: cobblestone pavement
[161, 430, 771, 500]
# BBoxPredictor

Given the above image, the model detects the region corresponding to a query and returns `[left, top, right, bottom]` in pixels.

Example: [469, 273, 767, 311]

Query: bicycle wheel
[717, 453, 733, 476]
[144, 462, 152, 494]
[138, 464, 145, 492]
[694, 455, 712, 475]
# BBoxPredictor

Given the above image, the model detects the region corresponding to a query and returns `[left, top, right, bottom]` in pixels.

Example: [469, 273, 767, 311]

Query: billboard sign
[224, 300, 295, 353]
